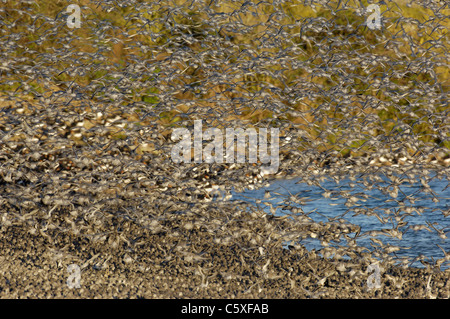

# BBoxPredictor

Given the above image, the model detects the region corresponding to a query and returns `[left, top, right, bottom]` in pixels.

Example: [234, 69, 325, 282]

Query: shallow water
[231, 172, 450, 268]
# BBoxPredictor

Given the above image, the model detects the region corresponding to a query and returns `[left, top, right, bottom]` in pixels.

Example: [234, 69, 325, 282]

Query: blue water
[231, 172, 450, 268]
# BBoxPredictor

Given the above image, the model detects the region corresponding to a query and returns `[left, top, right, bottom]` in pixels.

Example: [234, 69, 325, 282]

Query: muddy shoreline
[2, 219, 449, 298]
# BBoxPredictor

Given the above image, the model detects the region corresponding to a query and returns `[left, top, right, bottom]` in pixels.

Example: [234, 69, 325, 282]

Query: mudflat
[1, 206, 449, 298]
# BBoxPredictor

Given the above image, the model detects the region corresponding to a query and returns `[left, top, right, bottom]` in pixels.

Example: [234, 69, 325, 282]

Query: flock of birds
[0, 0, 449, 295]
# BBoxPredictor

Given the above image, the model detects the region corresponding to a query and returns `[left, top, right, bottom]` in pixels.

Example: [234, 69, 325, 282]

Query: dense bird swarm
[0, 0, 449, 298]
